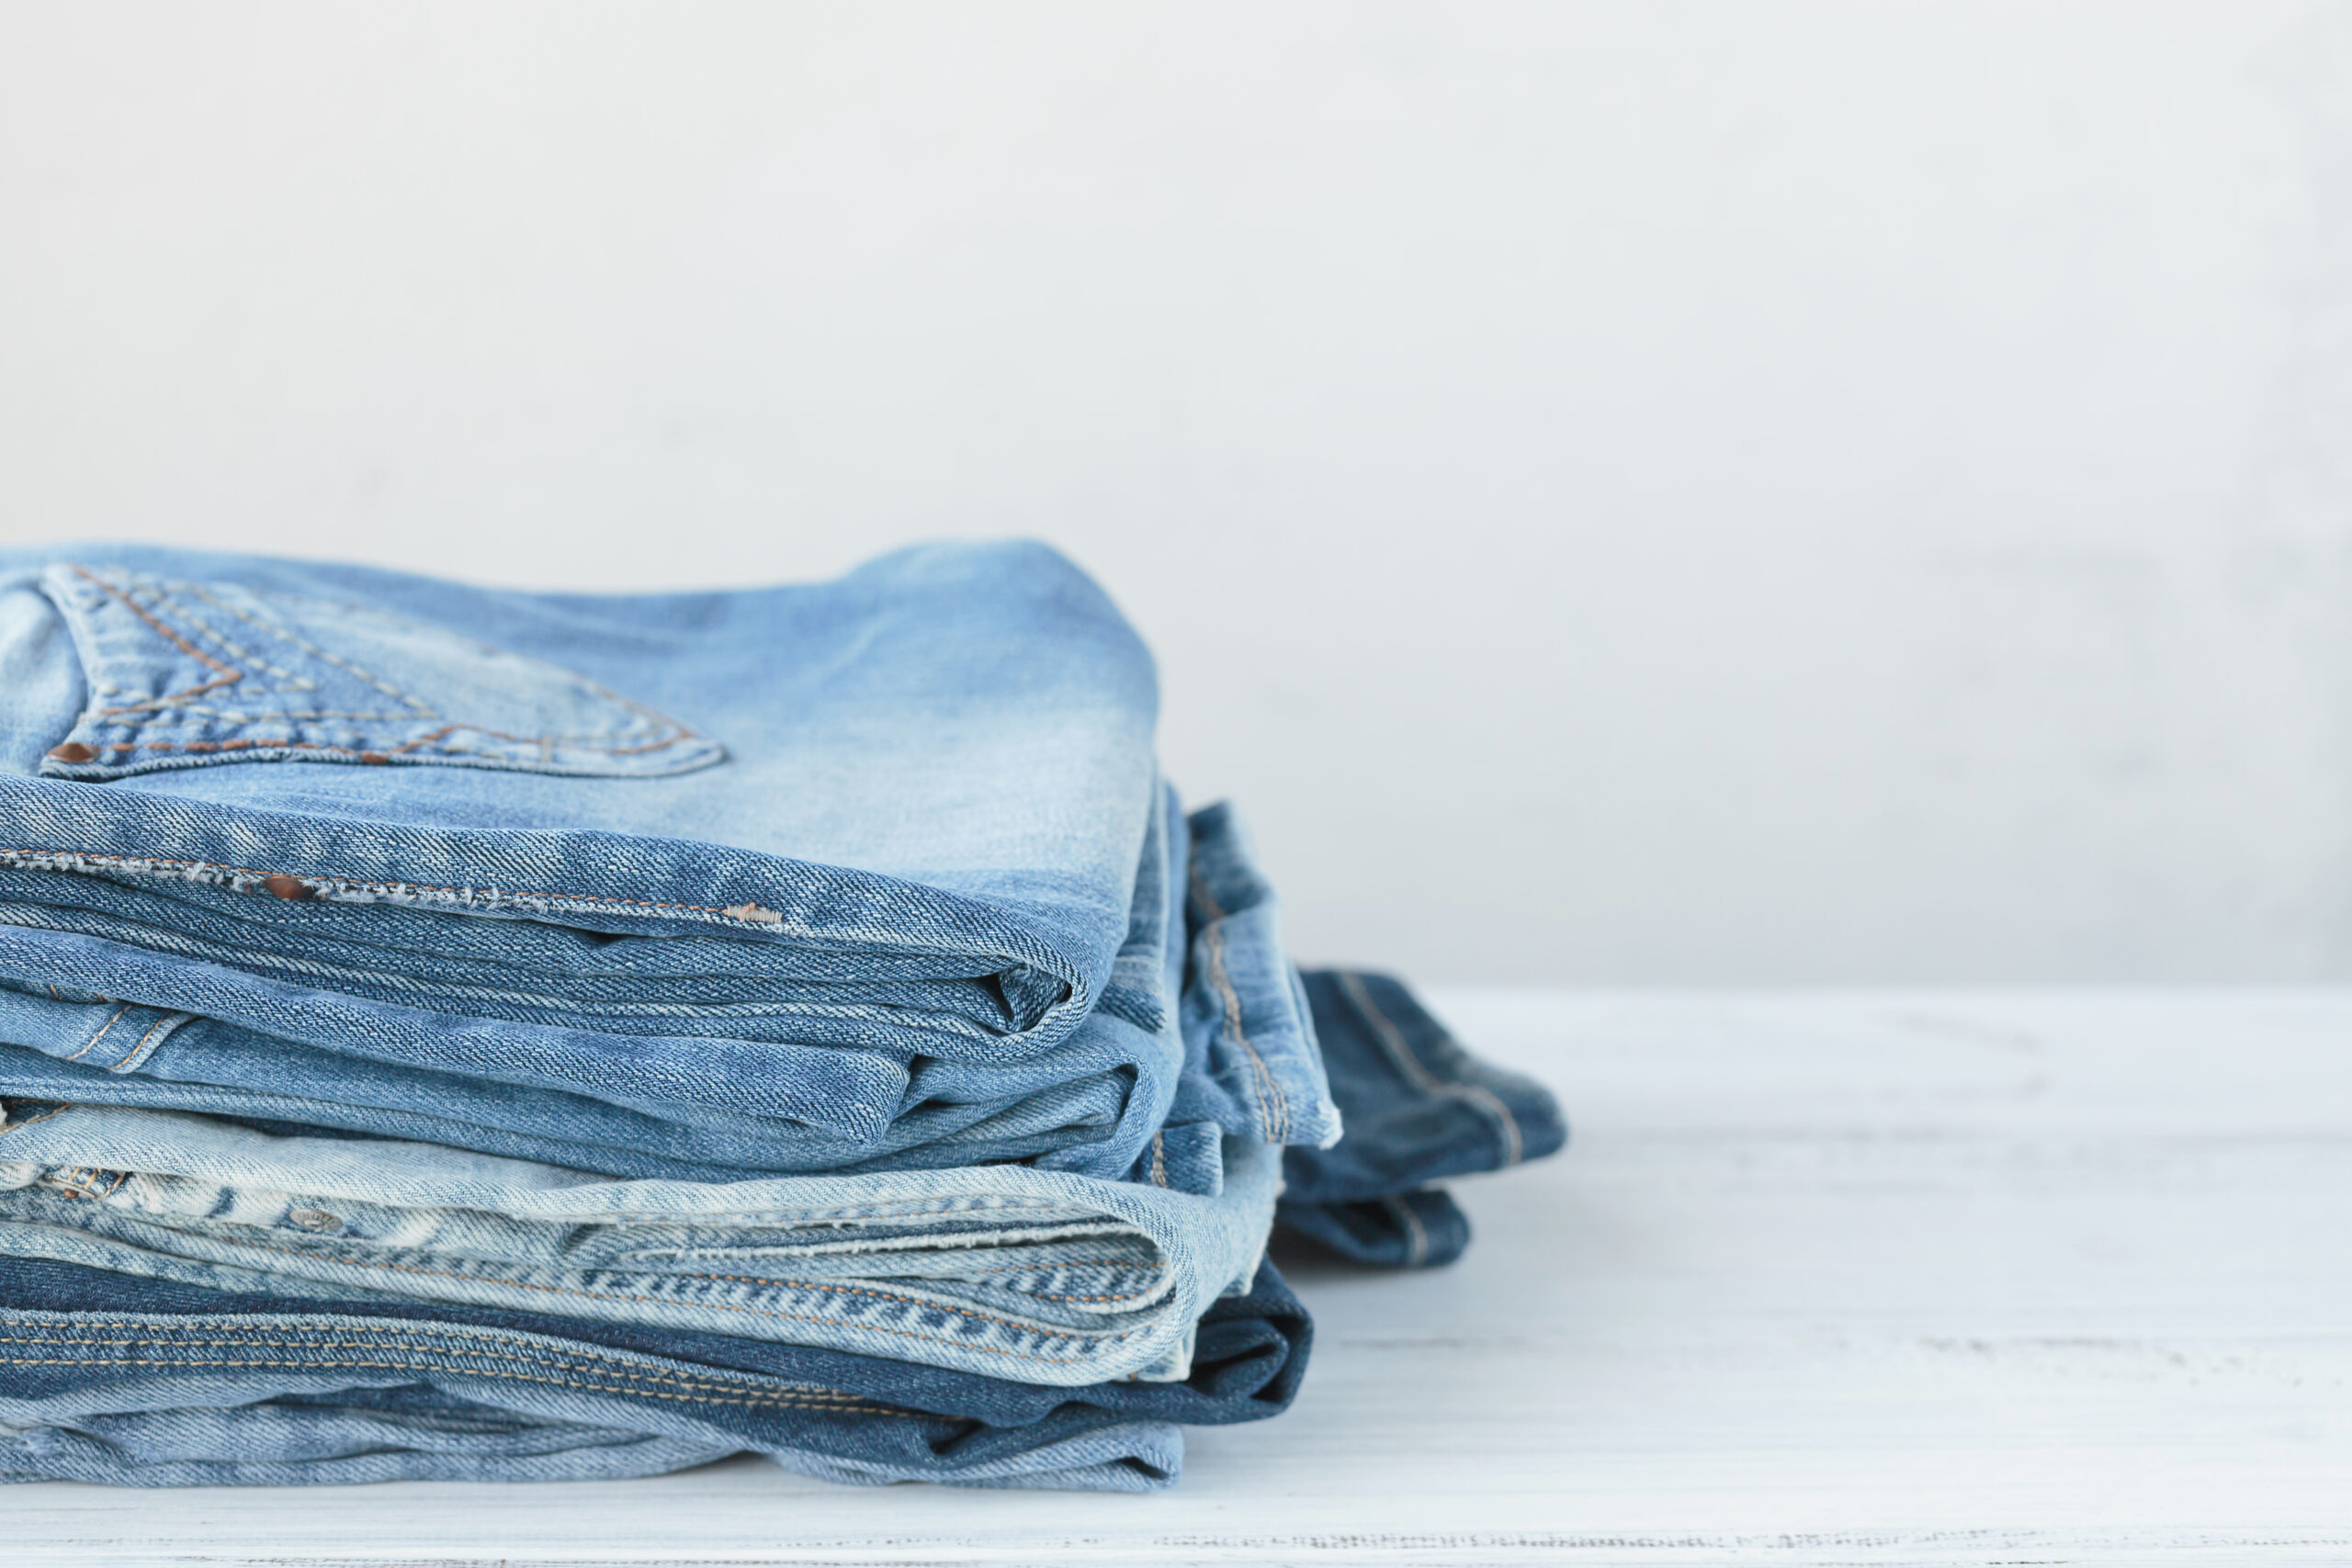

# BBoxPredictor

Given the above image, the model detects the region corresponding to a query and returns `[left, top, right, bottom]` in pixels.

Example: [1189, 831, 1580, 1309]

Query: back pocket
[38, 563, 727, 782]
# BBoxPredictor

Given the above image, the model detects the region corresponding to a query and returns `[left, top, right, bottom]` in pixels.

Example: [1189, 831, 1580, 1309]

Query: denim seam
[37, 1168, 1097, 1227]
[179, 573, 708, 753]
[150, 1235, 1141, 1362]
[0, 1354, 902, 1415]
[0, 1105, 73, 1138]
[961, 1259, 1165, 1277]
[0, 1318, 875, 1403]
[106, 1012, 191, 1076]
[74, 568, 707, 762]
[1149, 1133, 1169, 1189]
[0, 1334, 882, 1403]
[62, 1006, 133, 1065]
[0, 851, 903, 933]
[68, 566, 243, 715]
[1188, 870, 1288, 1145]
[677, 1270, 1162, 1307]
[173, 577, 437, 707]
[0, 1328, 888, 1405]
[1337, 970, 1522, 1168]
[1384, 1196, 1430, 1268]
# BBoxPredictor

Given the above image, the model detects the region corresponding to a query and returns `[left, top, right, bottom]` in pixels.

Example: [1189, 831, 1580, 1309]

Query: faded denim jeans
[0, 1100, 1280, 1386]
[1278, 971, 1566, 1268]
[0, 1253, 1311, 1492]
[0, 544, 1339, 1183]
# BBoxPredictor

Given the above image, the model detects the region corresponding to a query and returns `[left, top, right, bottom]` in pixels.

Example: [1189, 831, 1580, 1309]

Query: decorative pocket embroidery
[38, 564, 727, 782]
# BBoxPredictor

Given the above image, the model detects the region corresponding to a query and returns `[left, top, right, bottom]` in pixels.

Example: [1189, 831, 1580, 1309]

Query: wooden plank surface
[8, 988, 2350, 1566]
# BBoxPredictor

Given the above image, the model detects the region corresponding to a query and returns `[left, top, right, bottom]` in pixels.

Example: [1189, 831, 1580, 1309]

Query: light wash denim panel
[0, 800, 1331, 1191]
[0, 1254, 1312, 1491]
[0, 544, 1337, 1177]
[0, 1331, 1182, 1492]
[0, 1102, 1279, 1386]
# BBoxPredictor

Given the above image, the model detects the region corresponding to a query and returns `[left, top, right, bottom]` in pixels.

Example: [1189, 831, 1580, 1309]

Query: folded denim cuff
[1173, 804, 1340, 1155]
[1282, 969, 1565, 1206]
[0, 1104, 1281, 1387]
[1275, 1190, 1472, 1270]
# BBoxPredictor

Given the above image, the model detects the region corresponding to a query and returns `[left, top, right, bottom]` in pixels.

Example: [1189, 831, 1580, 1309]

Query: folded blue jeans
[0, 798, 1327, 1194]
[0, 1100, 1280, 1386]
[1275, 970, 1566, 1268]
[0, 1254, 1310, 1492]
[0, 545, 1339, 1181]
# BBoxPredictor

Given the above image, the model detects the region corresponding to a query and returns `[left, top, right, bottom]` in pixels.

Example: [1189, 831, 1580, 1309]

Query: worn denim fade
[0, 544, 1338, 1180]
[1276, 970, 1566, 1269]
[0, 1255, 1310, 1491]
[0, 1100, 1278, 1385]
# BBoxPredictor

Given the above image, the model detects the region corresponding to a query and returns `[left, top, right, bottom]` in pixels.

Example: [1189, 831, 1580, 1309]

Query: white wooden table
[12, 989, 2351, 1566]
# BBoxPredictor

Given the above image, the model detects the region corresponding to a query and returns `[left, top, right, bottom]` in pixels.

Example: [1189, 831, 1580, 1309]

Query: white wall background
[4, 1, 2349, 984]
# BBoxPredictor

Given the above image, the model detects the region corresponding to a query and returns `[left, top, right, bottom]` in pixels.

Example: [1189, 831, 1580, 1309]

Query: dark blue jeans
[1278, 970, 1566, 1268]
[0, 1253, 1307, 1491]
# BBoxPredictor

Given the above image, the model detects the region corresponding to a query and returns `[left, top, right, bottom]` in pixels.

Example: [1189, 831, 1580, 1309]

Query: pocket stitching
[53, 565, 715, 772]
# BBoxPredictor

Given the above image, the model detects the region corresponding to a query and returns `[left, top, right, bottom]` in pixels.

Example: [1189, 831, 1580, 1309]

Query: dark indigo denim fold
[0, 1254, 1308, 1491]
[1277, 970, 1566, 1268]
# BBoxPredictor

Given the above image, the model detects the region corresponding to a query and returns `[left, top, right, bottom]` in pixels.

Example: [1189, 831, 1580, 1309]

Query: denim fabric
[0, 1256, 1310, 1491]
[0, 1255, 1306, 1490]
[0, 1102, 1280, 1385]
[1276, 970, 1566, 1268]
[0, 545, 1340, 1177]
[0, 799, 1328, 1194]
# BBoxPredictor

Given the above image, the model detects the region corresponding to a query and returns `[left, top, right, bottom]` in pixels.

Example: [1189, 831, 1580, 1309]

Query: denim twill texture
[1276, 970, 1566, 1269]
[0, 544, 1340, 1181]
[0, 1102, 1280, 1386]
[0, 538, 1566, 1495]
[0, 1255, 1310, 1491]
[0, 796, 1328, 1191]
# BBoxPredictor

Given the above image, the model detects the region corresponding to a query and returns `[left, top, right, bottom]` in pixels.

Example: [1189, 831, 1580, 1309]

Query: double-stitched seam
[0, 1316, 867, 1401]
[107, 1011, 189, 1077]
[141, 580, 696, 756]
[667, 1269, 1150, 1323]
[146, 708, 429, 724]
[0, 1104, 73, 1138]
[1384, 1195, 1430, 1268]
[46, 1165, 129, 1201]
[167, 1235, 1137, 1363]
[0, 1326, 888, 1409]
[64, 567, 702, 760]
[677, 1269, 1163, 1307]
[960, 1258, 1165, 1277]
[68, 566, 244, 716]
[60, 1005, 133, 1065]
[0, 1354, 904, 1415]
[103, 1010, 180, 1073]
[81, 732, 700, 761]
[143, 584, 335, 695]
[1208, 924, 1286, 1145]
[1337, 970, 1522, 1167]
[0, 851, 824, 931]
[1189, 869, 1289, 1145]
[172, 578, 436, 713]
[8, 1164, 1103, 1234]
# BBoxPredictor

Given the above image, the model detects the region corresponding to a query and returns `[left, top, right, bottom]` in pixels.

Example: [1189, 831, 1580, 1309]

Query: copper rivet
[47, 742, 98, 764]
[358, 751, 391, 766]
[262, 874, 312, 901]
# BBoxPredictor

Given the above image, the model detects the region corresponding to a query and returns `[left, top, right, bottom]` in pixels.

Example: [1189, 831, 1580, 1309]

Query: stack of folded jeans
[0, 542, 1560, 1490]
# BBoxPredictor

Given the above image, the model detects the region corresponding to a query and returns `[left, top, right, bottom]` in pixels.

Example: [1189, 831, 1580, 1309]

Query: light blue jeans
[0, 1101, 1280, 1387]
[0, 1349, 1185, 1491]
